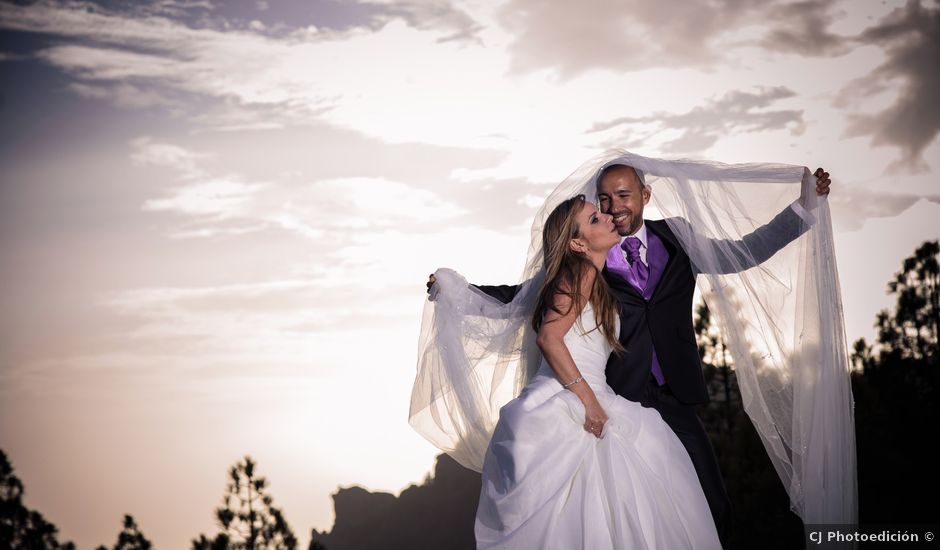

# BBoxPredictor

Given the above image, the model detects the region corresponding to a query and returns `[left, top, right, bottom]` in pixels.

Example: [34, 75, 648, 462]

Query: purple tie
[622, 237, 649, 290]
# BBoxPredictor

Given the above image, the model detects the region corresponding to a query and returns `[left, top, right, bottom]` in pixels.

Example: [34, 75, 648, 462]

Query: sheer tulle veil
[409, 149, 858, 525]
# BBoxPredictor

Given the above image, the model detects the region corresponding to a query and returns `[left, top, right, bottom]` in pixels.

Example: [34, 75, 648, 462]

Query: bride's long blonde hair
[531, 195, 623, 352]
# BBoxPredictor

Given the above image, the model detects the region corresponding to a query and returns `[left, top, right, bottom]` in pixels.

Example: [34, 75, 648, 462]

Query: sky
[1, 0, 938, 547]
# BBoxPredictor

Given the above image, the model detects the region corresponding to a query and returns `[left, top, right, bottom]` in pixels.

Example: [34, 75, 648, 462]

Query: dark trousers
[640, 379, 733, 548]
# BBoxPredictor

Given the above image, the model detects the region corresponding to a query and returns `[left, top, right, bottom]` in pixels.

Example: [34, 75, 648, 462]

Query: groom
[427, 163, 831, 545]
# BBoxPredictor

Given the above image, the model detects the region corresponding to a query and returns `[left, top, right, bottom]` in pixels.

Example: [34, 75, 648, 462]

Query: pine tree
[306, 533, 327, 550]
[693, 299, 738, 434]
[95, 515, 152, 550]
[192, 456, 297, 550]
[854, 240, 940, 365]
[849, 240, 939, 522]
[0, 449, 75, 549]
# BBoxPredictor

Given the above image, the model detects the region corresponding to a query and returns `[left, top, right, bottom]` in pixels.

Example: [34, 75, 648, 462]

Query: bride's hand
[583, 399, 608, 438]
[426, 274, 438, 301]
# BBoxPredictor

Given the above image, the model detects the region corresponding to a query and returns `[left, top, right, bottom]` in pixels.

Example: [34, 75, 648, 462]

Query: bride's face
[572, 203, 618, 255]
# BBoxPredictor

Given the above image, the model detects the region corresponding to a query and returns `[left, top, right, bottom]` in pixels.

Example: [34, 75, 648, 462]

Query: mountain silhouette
[311, 454, 480, 550]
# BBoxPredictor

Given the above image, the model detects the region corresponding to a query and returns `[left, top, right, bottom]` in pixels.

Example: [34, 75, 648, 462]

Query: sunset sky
[1, 0, 938, 548]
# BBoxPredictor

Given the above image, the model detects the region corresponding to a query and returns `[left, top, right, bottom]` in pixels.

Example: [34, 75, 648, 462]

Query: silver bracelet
[562, 376, 583, 389]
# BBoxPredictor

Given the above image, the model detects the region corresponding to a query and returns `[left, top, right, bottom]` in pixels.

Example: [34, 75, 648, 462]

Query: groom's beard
[612, 211, 642, 236]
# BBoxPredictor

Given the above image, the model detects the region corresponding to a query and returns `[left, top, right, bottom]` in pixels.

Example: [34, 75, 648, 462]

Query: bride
[473, 194, 721, 549]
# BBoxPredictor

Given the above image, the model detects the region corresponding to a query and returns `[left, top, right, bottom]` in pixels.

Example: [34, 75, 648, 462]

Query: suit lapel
[644, 233, 668, 297]
[646, 219, 679, 253]
[644, 220, 680, 302]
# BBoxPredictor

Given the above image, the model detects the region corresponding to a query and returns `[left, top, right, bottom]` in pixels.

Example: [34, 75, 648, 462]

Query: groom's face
[597, 165, 650, 237]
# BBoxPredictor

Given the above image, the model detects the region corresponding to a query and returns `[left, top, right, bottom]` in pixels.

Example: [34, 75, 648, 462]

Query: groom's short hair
[596, 163, 646, 188]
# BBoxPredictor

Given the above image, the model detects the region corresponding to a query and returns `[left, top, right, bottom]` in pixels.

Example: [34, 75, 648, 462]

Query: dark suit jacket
[477, 207, 808, 405]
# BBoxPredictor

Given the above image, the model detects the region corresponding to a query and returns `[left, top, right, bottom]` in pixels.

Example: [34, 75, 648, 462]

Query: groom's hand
[800, 166, 832, 208]
[813, 167, 832, 196]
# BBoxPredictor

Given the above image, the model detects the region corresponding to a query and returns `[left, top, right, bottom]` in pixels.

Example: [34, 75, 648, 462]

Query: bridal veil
[409, 149, 857, 526]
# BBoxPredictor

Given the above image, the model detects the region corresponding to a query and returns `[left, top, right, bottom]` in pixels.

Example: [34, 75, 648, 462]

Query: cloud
[496, 0, 852, 78]
[589, 86, 804, 154]
[0, 1, 507, 148]
[497, 0, 725, 77]
[374, 0, 483, 43]
[92, 277, 383, 378]
[758, 0, 850, 56]
[68, 81, 178, 109]
[83, 220, 528, 383]
[105, 278, 321, 315]
[143, 174, 468, 240]
[113, 132, 536, 367]
[143, 177, 267, 220]
[0, 51, 29, 62]
[130, 136, 210, 178]
[1, 2, 214, 51]
[127, 132, 470, 243]
[839, 0, 940, 172]
[828, 185, 940, 231]
[148, 0, 215, 18]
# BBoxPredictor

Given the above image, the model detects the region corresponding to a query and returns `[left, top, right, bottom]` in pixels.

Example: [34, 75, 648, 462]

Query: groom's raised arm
[675, 204, 808, 276]
[677, 166, 831, 275]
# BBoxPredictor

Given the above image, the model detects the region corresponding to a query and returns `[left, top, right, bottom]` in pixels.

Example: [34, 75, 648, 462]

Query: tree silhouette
[0, 449, 75, 549]
[854, 240, 939, 367]
[694, 300, 738, 434]
[193, 455, 298, 550]
[192, 533, 231, 550]
[849, 240, 939, 522]
[95, 515, 152, 550]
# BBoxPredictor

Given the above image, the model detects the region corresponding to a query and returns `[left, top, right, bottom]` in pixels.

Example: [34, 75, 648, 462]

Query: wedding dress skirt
[474, 304, 721, 549]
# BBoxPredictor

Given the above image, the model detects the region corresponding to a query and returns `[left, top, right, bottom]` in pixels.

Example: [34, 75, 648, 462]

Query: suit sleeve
[674, 205, 810, 276]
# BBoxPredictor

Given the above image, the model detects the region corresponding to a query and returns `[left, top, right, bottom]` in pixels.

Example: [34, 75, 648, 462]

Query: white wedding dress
[474, 303, 722, 550]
